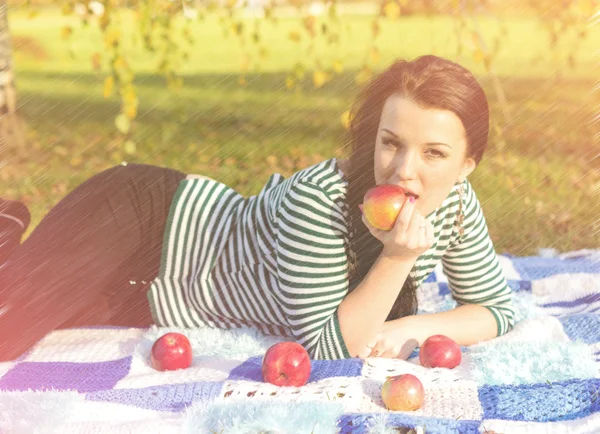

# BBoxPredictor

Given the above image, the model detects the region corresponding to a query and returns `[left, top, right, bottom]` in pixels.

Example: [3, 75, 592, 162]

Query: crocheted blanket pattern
[1, 249, 599, 434]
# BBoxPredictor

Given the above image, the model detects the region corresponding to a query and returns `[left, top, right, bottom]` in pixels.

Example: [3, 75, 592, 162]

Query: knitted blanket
[1, 249, 599, 434]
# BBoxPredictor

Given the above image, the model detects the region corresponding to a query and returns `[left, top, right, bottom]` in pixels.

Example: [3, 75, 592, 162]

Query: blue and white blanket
[1, 249, 599, 434]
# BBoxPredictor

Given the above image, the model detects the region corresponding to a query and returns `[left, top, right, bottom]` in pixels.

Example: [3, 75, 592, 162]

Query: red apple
[362, 184, 408, 231]
[419, 334, 462, 369]
[261, 342, 311, 387]
[150, 332, 193, 371]
[381, 373, 424, 411]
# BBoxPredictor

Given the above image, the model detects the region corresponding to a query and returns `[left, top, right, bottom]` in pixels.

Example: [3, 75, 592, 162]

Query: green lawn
[3, 6, 599, 255]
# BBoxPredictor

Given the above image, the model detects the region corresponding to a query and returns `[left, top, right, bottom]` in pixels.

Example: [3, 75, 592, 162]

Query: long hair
[342, 55, 490, 321]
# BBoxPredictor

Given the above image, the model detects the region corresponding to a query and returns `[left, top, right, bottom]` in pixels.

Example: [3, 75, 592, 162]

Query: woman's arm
[338, 254, 416, 358]
[383, 303, 498, 347]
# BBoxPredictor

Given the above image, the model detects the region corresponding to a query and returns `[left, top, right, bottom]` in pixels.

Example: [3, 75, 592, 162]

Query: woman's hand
[359, 195, 435, 262]
[357, 319, 420, 360]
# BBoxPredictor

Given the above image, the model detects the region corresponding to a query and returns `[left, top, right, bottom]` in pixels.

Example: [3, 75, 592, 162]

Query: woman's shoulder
[286, 158, 348, 214]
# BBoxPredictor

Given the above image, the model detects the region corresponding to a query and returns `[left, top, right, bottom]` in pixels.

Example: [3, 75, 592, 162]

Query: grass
[2, 6, 599, 256]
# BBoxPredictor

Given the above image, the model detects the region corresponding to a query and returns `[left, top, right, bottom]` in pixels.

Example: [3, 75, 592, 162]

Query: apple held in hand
[262, 342, 311, 387]
[419, 334, 462, 369]
[150, 332, 193, 371]
[361, 184, 409, 231]
[381, 373, 425, 411]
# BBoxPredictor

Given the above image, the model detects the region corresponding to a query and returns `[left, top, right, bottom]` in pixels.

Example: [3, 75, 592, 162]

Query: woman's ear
[458, 158, 476, 183]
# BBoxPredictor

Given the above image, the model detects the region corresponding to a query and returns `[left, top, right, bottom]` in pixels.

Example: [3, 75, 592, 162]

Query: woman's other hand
[357, 319, 419, 360]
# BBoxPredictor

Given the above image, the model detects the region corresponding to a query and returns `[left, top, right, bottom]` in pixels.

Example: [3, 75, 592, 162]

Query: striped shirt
[148, 157, 515, 360]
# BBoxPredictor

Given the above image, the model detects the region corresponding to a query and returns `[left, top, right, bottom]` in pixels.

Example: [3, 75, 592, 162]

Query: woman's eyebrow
[382, 128, 453, 149]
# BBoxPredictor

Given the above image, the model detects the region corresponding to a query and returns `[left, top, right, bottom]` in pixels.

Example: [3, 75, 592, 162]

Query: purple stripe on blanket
[0, 356, 132, 392]
[337, 413, 480, 434]
[560, 314, 600, 344]
[439, 280, 530, 297]
[541, 293, 600, 309]
[228, 356, 363, 382]
[479, 378, 600, 422]
[511, 256, 600, 280]
[424, 271, 437, 283]
[86, 381, 224, 412]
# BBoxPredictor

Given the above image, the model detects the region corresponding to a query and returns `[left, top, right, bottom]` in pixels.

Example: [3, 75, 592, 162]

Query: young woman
[0, 54, 514, 362]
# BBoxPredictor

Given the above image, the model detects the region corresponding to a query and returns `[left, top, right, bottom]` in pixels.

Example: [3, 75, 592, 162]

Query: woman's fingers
[406, 205, 423, 240]
[358, 346, 372, 359]
[394, 196, 415, 235]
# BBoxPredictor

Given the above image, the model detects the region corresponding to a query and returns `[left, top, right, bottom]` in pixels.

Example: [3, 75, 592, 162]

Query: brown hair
[342, 55, 490, 321]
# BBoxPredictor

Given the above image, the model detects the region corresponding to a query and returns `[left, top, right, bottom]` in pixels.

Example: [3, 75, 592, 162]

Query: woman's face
[373, 94, 476, 219]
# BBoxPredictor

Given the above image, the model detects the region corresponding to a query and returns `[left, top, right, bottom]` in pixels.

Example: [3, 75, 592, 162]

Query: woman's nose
[393, 152, 419, 178]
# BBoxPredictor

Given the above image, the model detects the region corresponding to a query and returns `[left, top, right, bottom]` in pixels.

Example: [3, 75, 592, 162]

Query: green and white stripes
[148, 158, 515, 360]
[442, 181, 515, 335]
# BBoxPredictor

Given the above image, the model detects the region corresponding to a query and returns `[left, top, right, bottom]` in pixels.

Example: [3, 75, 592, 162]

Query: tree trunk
[0, 0, 25, 153]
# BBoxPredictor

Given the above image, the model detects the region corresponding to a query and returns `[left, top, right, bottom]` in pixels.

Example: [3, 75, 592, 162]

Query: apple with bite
[419, 334, 462, 369]
[381, 373, 425, 411]
[262, 342, 311, 387]
[361, 184, 411, 231]
[150, 332, 193, 371]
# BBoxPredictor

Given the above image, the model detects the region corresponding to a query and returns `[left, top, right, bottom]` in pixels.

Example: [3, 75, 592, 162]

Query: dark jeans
[0, 163, 186, 361]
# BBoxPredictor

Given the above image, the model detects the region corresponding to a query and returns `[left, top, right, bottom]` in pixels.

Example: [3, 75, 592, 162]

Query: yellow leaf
[313, 70, 327, 89]
[369, 47, 380, 64]
[70, 155, 83, 167]
[61, 26, 73, 40]
[303, 16, 316, 37]
[355, 66, 372, 85]
[113, 56, 126, 71]
[28, 10, 39, 19]
[239, 76, 247, 86]
[333, 59, 344, 74]
[231, 22, 243, 36]
[122, 86, 138, 119]
[286, 76, 295, 89]
[372, 19, 380, 38]
[103, 76, 114, 99]
[91, 52, 102, 71]
[124, 140, 137, 155]
[125, 103, 138, 120]
[104, 28, 121, 48]
[61, 3, 74, 15]
[383, 1, 401, 19]
[341, 110, 352, 129]
[473, 48, 485, 64]
[240, 54, 250, 71]
[115, 114, 131, 134]
[578, 0, 596, 16]
[289, 31, 301, 42]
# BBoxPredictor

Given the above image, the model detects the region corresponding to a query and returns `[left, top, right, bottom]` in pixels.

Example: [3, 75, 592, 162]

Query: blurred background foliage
[0, 0, 598, 255]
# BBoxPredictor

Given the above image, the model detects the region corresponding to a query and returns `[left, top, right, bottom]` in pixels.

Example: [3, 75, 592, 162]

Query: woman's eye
[382, 141, 446, 158]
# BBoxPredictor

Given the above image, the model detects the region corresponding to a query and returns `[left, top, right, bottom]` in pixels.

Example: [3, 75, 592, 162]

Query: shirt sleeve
[442, 181, 515, 337]
[275, 180, 352, 360]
